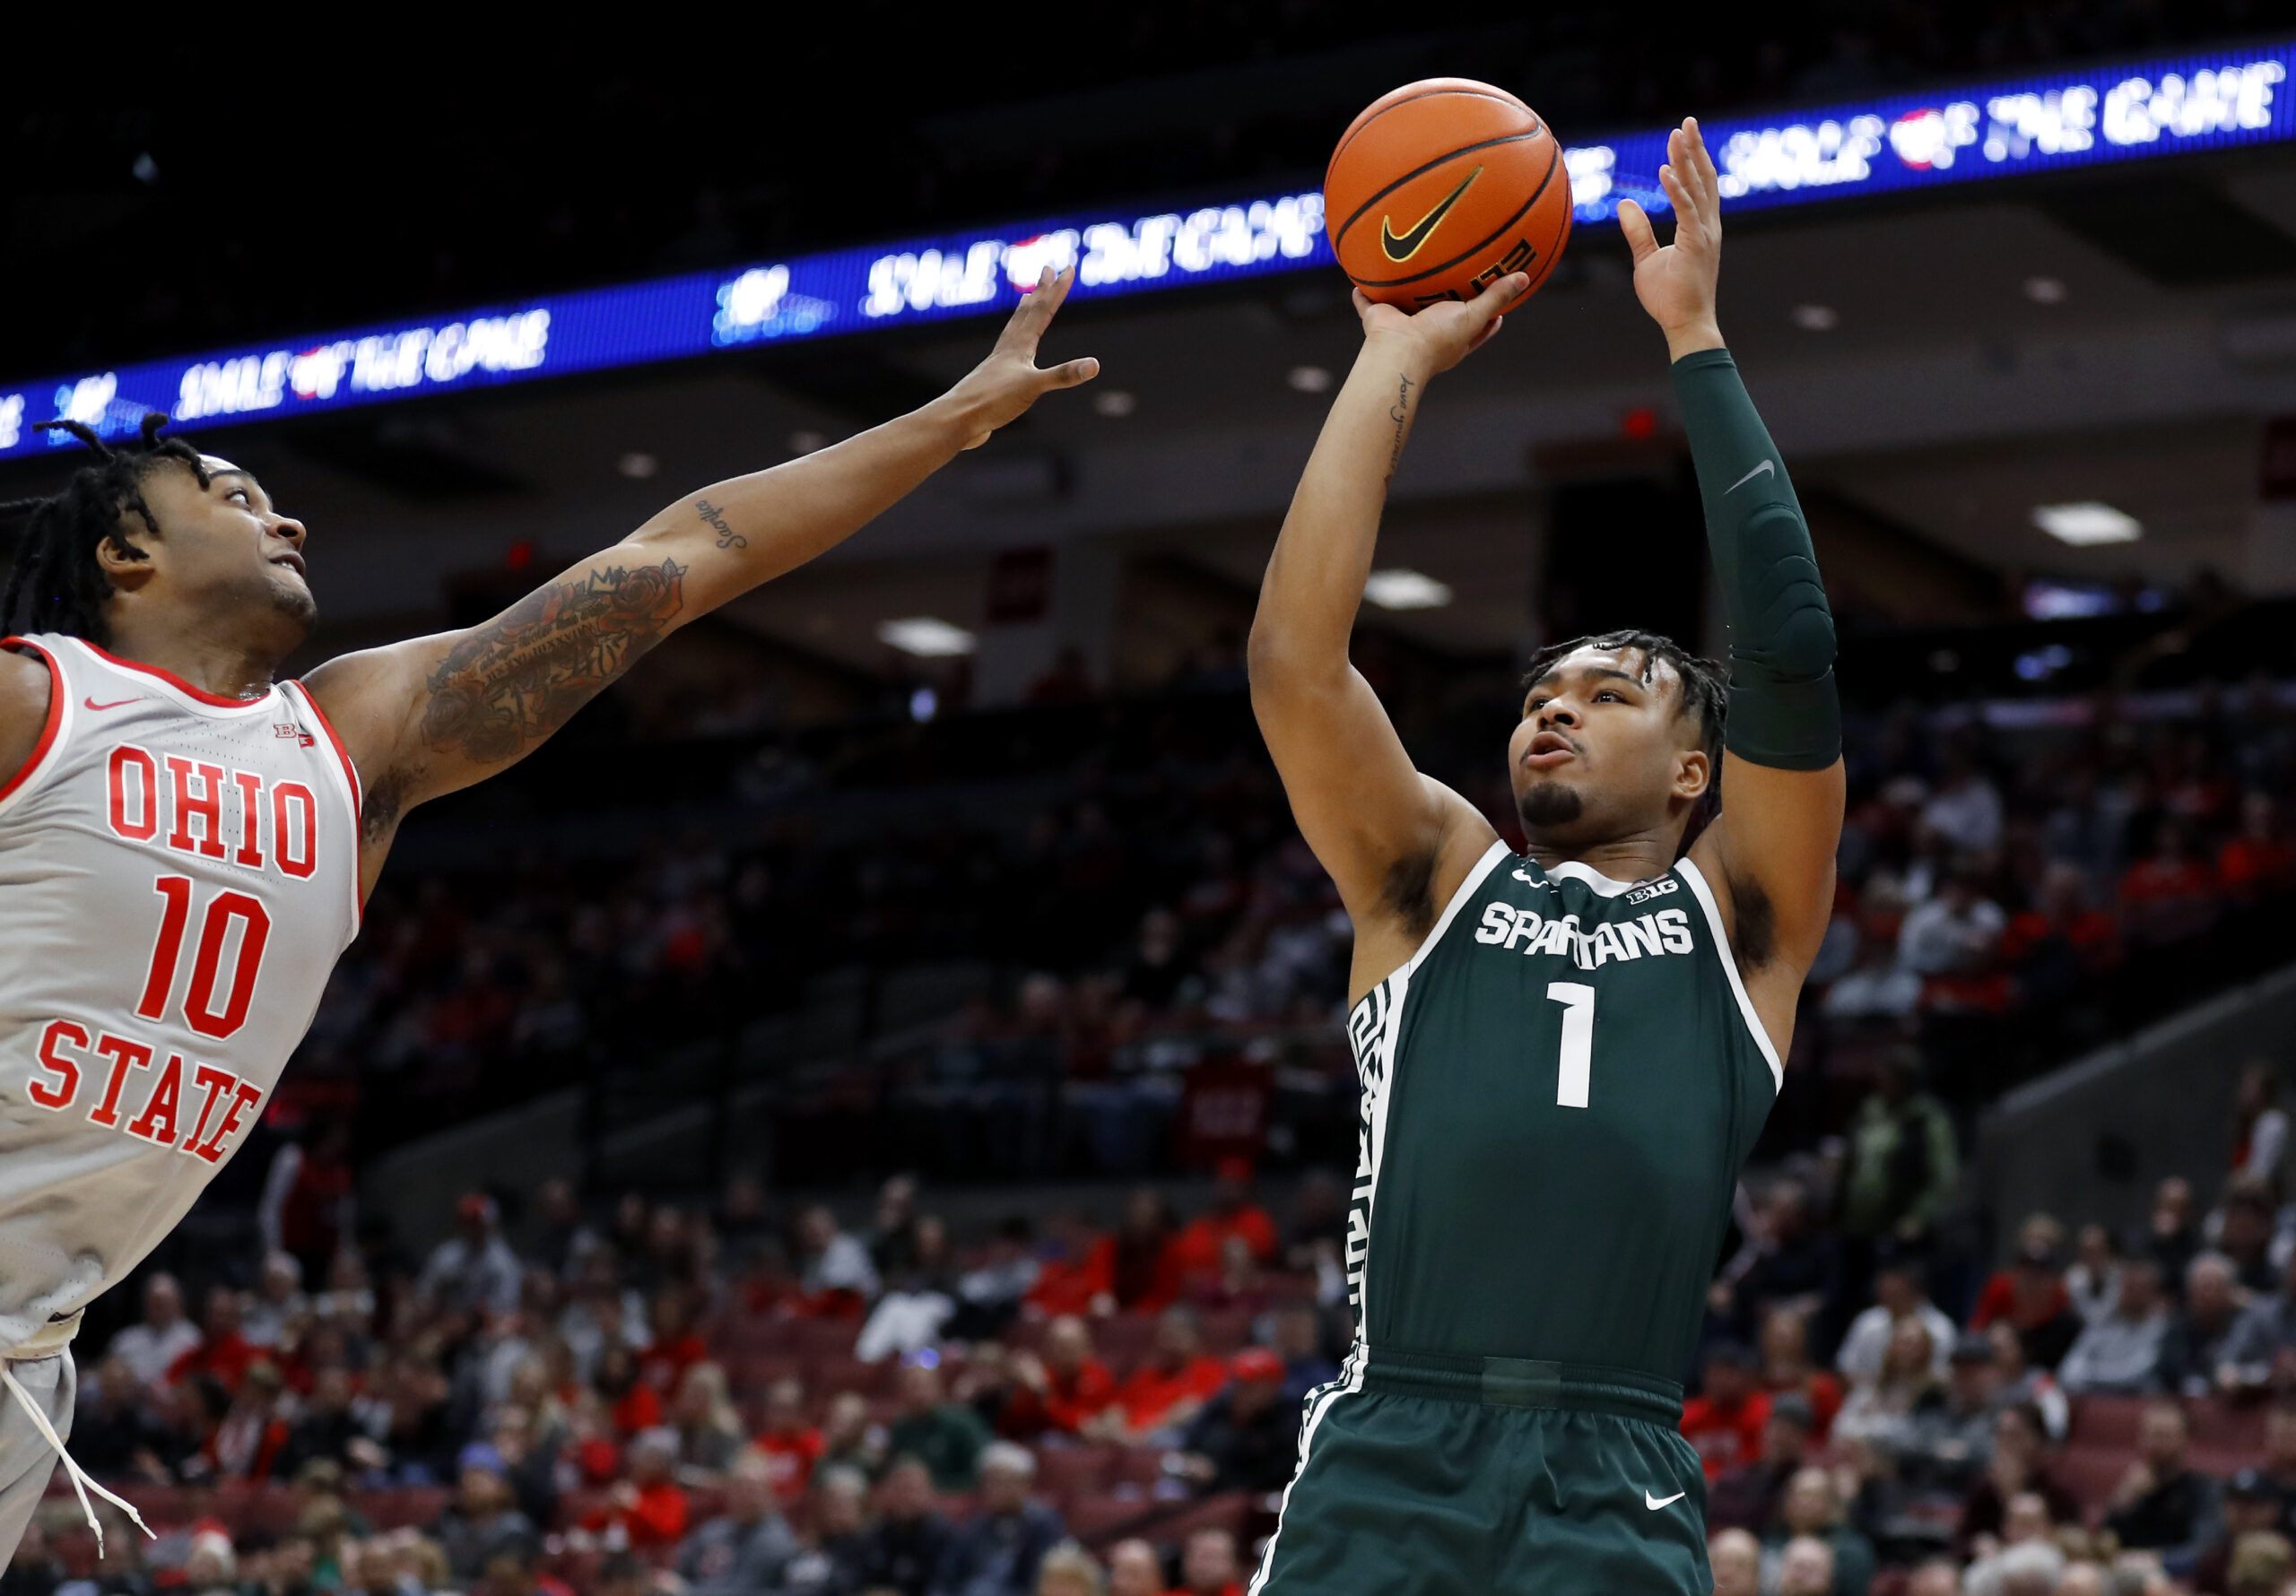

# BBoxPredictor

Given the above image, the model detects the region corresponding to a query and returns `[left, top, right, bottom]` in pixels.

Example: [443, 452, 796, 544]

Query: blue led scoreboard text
[2, 43, 2288, 461]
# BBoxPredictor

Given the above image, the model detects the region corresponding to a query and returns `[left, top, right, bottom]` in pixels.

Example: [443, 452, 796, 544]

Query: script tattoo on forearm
[1387, 373, 1416, 475]
[420, 558, 688, 765]
[695, 498, 747, 551]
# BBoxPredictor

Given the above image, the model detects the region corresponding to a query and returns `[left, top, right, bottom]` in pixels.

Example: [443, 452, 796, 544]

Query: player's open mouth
[1524, 730, 1578, 768]
[271, 552, 307, 577]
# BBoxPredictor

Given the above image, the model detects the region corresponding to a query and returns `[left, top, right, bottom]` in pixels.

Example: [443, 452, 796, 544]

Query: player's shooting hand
[1354, 272, 1526, 376]
[944, 265, 1101, 449]
[1620, 118, 1726, 358]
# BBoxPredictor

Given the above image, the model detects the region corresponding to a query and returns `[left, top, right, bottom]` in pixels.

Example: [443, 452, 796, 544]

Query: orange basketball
[1324, 78, 1571, 309]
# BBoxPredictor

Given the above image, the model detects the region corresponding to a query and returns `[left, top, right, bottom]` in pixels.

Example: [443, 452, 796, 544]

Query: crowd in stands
[308, 673, 2296, 1183]
[39, 1041, 2296, 1596]
[34, 1162, 1345, 1596]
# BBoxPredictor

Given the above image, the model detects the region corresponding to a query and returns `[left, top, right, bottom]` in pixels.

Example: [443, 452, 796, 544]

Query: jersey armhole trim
[1675, 855, 1786, 1093]
[1346, 838, 1512, 1028]
[280, 680, 364, 936]
[0, 638, 74, 819]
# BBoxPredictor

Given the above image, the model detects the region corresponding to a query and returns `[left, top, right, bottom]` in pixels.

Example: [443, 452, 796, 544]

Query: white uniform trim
[1676, 855, 1785, 1092]
[1248, 840, 1511, 1595]
[0, 641, 75, 820]
[1545, 858, 1645, 897]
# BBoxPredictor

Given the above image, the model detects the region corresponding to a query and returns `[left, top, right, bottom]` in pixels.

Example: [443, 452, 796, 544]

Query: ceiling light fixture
[617, 451, 658, 480]
[1093, 389, 1136, 417]
[877, 617, 978, 657]
[787, 429, 828, 455]
[1791, 304, 1839, 331]
[1363, 568, 1454, 611]
[2031, 501, 2143, 545]
[2023, 275, 2068, 304]
[1287, 365, 1334, 394]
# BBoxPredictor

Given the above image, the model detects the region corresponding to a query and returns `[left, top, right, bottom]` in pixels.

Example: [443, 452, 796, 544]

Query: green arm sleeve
[1672, 347, 1841, 771]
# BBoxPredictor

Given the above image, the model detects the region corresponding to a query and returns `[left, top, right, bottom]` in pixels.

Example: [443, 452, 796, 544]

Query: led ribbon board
[2, 40, 2290, 463]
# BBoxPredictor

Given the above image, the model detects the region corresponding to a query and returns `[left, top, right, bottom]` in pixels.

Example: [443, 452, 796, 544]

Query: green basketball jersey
[1344, 842, 1780, 1383]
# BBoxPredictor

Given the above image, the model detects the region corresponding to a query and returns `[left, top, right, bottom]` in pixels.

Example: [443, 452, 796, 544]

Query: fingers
[1658, 161, 1700, 230]
[996, 265, 1074, 354]
[1617, 198, 1657, 263]
[1039, 356, 1100, 389]
[1684, 117, 1723, 220]
[1467, 271, 1529, 323]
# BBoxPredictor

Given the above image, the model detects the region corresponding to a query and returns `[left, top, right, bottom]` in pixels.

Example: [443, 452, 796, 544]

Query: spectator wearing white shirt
[106, 1272, 203, 1390]
[2058, 1258, 2171, 1395]
[2233, 1060, 2289, 1193]
[241, 1252, 309, 1349]
[1838, 1259, 1957, 1387]
[1897, 872, 2006, 976]
[419, 1193, 524, 1315]
[797, 1205, 881, 1302]
[1921, 751, 2004, 854]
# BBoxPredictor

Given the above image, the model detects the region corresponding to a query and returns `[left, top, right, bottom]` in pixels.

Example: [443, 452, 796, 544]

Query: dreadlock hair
[1522, 628, 1731, 837]
[0, 412, 208, 646]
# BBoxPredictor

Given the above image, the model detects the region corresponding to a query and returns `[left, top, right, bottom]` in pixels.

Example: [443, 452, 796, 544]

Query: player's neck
[102, 611, 284, 701]
[1521, 833, 1677, 886]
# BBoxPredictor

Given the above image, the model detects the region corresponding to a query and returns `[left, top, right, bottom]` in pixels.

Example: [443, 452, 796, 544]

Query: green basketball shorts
[1248, 1349, 1709, 1596]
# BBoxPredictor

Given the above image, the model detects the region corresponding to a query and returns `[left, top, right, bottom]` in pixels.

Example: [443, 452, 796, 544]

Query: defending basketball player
[0, 270, 1096, 1559]
[1246, 119, 1844, 1594]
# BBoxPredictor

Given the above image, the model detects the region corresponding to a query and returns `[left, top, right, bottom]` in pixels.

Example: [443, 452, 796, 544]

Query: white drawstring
[2, 1363, 152, 1557]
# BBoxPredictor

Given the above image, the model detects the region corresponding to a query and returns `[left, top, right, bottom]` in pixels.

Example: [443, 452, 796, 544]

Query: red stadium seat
[1111, 1448, 1173, 1488]
[2065, 1395, 2144, 1449]
[1094, 1316, 1158, 1371]
[810, 1355, 892, 1399]
[2187, 1395, 2267, 1454]
[1032, 1444, 1118, 1496]
[2053, 1444, 2131, 1513]
[361, 1485, 450, 1531]
[1065, 1492, 1157, 1543]
[1199, 1310, 1252, 1355]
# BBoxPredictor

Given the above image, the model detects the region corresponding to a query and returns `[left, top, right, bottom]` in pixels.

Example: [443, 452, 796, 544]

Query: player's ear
[1674, 746, 1711, 803]
[95, 528, 156, 590]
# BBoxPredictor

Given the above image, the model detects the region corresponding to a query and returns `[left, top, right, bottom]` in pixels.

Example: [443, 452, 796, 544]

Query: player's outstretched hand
[1354, 272, 1526, 376]
[945, 265, 1101, 449]
[1621, 117, 1724, 351]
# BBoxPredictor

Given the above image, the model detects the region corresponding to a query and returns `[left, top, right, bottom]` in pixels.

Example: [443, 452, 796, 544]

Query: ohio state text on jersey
[0, 635, 360, 1346]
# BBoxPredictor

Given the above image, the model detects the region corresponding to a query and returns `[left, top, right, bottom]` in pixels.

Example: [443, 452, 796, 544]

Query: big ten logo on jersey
[1473, 898, 1695, 970]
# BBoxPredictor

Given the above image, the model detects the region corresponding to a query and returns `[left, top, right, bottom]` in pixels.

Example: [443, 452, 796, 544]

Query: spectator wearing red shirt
[1113, 1188, 1185, 1314]
[2119, 818, 2222, 945]
[1109, 1307, 1230, 1439]
[1001, 1315, 1117, 1437]
[596, 1345, 664, 1436]
[1758, 1308, 1841, 1444]
[1170, 1159, 1280, 1288]
[636, 1287, 709, 1396]
[1970, 1215, 2082, 1371]
[586, 1428, 689, 1548]
[2222, 792, 2296, 904]
[1680, 1344, 1771, 1482]
[168, 1286, 261, 1395]
[753, 1378, 823, 1502]
[1027, 1213, 1116, 1318]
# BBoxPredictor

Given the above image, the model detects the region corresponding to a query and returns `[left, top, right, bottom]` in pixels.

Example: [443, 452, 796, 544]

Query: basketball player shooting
[1246, 120, 1844, 1595]
[0, 270, 1096, 1558]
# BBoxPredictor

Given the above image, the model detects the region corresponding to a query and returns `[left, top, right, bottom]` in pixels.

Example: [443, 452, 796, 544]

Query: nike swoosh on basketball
[83, 697, 141, 712]
[1726, 459, 1776, 493]
[1380, 165, 1485, 264]
[1644, 1491, 1686, 1510]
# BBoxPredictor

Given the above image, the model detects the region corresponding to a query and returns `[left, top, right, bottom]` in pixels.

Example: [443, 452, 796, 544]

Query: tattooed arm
[1248, 276, 1521, 1002]
[304, 268, 1097, 896]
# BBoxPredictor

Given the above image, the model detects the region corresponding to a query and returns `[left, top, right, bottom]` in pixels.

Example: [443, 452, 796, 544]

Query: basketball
[1324, 77, 1572, 308]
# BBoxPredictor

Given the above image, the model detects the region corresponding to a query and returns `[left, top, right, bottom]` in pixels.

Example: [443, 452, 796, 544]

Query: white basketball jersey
[0, 634, 361, 1349]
